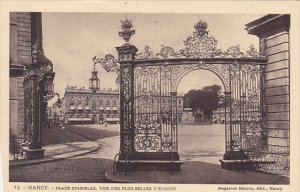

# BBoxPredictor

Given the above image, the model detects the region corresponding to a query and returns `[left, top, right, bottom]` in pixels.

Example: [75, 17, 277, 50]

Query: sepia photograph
[1, 1, 300, 192]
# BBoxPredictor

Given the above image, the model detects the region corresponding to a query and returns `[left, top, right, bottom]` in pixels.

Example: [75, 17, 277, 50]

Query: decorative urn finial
[194, 20, 208, 37]
[118, 18, 135, 45]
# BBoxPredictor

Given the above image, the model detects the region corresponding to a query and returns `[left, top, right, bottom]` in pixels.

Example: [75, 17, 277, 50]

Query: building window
[106, 106, 111, 113]
[113, 100, 117, 106]
[99, 106, 104, 112]
[77, 104, 83, 112]
[70, 104, 75, 111]
[112, 106, 118, 113]
[99, 99, 103, 105]
[92, 105, 96, 112]
[85, 104, 90, 112]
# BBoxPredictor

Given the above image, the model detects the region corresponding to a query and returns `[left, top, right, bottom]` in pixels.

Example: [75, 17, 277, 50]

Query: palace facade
[63, 85, 185, 125]
[64, 86, 120, 124]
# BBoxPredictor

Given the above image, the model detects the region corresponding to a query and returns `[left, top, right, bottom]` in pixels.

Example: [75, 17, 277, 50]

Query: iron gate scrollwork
[95, 19, 288, 175]
[132, 20, 267, 161]
[120, 64, 135, 153]
[134, 64, 179, 153]
[23, 78, 35, 148]
[21, 43, 55, 160]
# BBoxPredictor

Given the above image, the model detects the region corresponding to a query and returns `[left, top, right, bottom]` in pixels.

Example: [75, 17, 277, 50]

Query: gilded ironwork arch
[91, 19, 293, 174]
[172, 62, 229, 92]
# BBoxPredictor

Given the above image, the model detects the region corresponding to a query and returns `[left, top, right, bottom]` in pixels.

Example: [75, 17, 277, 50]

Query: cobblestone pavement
[9, 157, 114, 183]
[83, 124, 225, 163]
[9, 124, 226, 182]
[178, 124, 224, 163]
[9, 124, 118, 183]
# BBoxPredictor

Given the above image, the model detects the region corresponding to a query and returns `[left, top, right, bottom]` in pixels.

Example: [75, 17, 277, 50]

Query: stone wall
[246, 15, 290, 153]
[264, 31, 289, 152]
[9, 77, 25, 138]
[10, 12, 32, 66]
[10, 12, 32, 140]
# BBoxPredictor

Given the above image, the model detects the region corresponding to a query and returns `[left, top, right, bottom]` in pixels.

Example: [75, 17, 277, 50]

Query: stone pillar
[9, 12, 31, 154]
[31, 12, 43, 52]
[246, 14, 290, 153]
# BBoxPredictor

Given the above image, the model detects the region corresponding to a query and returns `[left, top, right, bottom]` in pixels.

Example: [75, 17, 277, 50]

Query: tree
[203, 84, 222, 95]
[183, 89, 196, 108]
[184, 85, 222, 119]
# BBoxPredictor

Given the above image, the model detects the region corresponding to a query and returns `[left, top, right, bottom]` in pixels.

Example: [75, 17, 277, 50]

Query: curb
[10, 143, 100, 168]
[104, 169, 132, 183]
[10, 127, 102, 168]
[104, 162, 290, 184]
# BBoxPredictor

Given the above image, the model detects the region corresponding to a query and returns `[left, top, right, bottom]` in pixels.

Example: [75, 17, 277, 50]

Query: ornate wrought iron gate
[22, 44, 55, 159]
[94, 19, 282, 173]
[131, 57, 267, 161]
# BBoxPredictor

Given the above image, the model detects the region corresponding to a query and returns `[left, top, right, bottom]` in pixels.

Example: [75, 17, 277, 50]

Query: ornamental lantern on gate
[44, 72, 55, 93]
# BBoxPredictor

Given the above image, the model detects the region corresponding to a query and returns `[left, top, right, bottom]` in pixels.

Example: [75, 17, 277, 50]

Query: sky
[42, 13, 263, 97]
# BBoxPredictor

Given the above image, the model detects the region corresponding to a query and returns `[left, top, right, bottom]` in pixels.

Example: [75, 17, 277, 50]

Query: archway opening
[176, 69, 225, 164]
